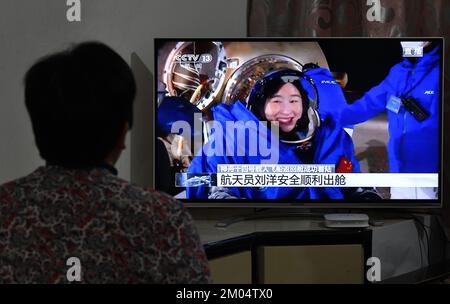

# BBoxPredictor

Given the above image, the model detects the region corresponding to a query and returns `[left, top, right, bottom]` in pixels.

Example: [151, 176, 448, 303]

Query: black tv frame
[153, 37, 444, 209]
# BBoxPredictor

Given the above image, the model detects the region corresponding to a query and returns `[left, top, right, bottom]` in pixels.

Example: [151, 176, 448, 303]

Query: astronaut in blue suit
[339, 42, 440, 174]
[338, 42, 440, 199]
[186, 69, 362, 200]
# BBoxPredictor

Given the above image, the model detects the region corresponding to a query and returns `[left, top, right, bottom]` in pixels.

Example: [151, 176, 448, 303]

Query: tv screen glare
[154, 38, 443, 207]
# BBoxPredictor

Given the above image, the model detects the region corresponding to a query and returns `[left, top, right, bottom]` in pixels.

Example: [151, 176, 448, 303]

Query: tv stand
[192, 212, 445, 283]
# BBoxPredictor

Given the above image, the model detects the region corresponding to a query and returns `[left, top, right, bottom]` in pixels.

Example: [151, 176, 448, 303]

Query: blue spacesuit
[339, 46, 440, 173]
[186, 101, 360, 199]
[303, 66, 349, 120]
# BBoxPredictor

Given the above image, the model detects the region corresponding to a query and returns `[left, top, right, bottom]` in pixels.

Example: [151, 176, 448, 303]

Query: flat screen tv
[154, 38, 443, 208]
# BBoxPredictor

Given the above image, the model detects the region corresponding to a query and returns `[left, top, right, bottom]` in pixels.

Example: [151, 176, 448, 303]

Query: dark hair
[253, 78, 310, 132]
[24, 42, 136, 167]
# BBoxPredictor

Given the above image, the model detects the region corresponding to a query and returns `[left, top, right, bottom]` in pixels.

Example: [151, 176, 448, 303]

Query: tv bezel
[153, 37, 444, 209]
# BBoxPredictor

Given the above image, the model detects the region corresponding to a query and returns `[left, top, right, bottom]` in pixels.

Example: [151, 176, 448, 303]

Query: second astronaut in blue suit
[339, 42, 440, 174]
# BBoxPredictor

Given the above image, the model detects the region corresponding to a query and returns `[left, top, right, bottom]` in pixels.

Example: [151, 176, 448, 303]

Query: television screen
[154, 38, 443, 207]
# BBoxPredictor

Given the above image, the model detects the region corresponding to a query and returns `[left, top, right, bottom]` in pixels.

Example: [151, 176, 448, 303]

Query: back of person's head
[24, 42, 136, 167]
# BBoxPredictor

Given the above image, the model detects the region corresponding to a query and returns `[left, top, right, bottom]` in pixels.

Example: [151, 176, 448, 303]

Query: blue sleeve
[339, 84, 387, 125]
[339, 66, 399, 126]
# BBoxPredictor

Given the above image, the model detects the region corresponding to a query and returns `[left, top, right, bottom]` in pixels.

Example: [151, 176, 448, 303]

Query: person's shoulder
[111, 176, 186, 217]
[387, 60, 408, 74]
[304, 66, 333, 78]
[0, 179, 17, 198]
[0, 167, 45, 197]
[375, 61, 408, 87]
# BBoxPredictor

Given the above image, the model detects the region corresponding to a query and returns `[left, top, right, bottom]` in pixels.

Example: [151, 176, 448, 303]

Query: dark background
[319, 39, 402, 92]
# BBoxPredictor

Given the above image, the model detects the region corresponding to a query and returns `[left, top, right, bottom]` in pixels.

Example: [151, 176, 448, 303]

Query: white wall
[0, 0, 247, 185]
